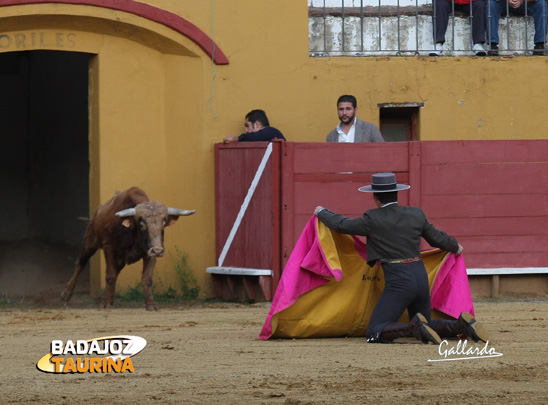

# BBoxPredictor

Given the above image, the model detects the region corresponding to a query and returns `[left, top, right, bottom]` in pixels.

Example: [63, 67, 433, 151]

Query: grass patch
[115, 247, 200, 303]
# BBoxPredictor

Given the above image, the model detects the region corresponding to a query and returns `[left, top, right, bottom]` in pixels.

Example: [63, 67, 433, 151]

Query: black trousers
[433, 0, 486, 45]
[366, 260, 431, 341]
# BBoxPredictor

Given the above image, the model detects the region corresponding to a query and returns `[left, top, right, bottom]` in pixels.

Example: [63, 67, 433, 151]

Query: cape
[259, 216, 474, 340]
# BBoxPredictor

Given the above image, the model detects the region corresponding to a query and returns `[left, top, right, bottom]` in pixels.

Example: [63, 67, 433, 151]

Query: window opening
[378, 103, 423, 141]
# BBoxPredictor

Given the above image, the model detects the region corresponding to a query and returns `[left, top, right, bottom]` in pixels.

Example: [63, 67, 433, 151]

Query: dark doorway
[0, 50, 90, 301]
[378, 103, 423, 142]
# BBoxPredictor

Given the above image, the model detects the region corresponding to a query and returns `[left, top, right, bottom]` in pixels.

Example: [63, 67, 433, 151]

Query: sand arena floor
[1, 295, 547, 404]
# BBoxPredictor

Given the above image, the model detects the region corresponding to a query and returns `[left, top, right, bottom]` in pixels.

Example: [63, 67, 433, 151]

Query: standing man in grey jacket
[326, 95, 384, 143]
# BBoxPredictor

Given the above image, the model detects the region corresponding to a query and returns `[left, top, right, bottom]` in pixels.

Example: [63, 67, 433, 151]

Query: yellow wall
[1, 0, 547, 298]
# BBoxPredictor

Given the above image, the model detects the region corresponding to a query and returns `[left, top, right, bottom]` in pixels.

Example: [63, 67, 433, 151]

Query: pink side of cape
[259, 217, 341, 340]
[430, 253, 475, 318]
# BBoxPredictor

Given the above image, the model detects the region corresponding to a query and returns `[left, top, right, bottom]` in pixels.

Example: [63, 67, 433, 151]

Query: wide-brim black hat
[358, 172, 410, 193]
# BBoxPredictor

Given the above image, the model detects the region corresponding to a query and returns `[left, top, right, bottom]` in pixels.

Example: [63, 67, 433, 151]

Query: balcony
[309, 0, 545, 57]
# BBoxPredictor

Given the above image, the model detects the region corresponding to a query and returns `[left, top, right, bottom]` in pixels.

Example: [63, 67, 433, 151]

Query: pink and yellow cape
[260, 216, 474, 340]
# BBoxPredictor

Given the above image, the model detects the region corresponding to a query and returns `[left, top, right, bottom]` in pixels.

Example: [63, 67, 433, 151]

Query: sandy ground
[1, 241, 547, 404]
[1, 296, 547, 404]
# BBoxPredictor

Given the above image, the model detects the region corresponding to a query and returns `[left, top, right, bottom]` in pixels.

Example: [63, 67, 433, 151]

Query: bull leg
[61, 244, 98, 304]
[142, 257, 158, 311]
[102, 252, 122, 309]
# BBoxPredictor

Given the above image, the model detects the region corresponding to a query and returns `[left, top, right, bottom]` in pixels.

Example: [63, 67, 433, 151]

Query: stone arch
[0, 0, 229, 64]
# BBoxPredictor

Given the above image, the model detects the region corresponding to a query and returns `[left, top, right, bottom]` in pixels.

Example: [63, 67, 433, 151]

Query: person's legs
[406, 262, 432, 322]
[430, 312, 490, 342]
[469, 0, 487, 45]
[367, 262, 440, 344]
[378, 313, 442, 344]
[528, 0, 548, 45]
[485, 0, 503, 45]
[433, 0, 452, 44]
[366, 274, 411, 341]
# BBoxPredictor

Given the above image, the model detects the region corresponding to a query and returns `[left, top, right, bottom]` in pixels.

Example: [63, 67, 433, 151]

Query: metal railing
[309, 0, 547, 56]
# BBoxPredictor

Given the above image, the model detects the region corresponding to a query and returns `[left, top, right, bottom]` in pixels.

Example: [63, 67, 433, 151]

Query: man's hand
[456, 244, 464, 255]
[223, 136, 239, 143]
[509, 0, 523, 8]
[314, 206, 325, 216]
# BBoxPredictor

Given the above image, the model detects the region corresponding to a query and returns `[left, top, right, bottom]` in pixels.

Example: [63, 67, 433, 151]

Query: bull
[61, 187, 195, 310]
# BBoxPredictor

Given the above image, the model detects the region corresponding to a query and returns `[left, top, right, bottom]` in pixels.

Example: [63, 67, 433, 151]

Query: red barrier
[211, 140, 548, 301]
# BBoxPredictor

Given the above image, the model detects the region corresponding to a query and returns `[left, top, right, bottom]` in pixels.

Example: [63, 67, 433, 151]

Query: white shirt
[336, 117, 357, 143]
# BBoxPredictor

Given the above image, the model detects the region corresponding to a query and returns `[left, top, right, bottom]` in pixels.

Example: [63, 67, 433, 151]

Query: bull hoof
[61, 289, 72, 303]
[101, 299, 113, 309]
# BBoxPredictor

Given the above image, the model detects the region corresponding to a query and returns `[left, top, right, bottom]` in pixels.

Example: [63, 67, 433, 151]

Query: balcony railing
[309, 0, 547, 57]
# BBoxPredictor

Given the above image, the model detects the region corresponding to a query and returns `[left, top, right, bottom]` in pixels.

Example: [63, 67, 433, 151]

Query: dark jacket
[238, 126, 286, 142]
[317, 204, 459, 266]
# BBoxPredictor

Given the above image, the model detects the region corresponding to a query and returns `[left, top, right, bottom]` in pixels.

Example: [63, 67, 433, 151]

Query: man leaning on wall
[224, 109, 286, 143]
[326, 95, 384, 143]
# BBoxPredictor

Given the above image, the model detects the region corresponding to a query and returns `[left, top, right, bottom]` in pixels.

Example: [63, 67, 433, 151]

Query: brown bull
[61, 187, 195, 310]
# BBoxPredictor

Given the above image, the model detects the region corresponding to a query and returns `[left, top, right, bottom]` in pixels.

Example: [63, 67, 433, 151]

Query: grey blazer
[317, 204, 459, 265]
[326, 118, 384, 143]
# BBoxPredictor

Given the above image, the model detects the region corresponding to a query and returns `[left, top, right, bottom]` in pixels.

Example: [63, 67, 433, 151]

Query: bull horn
[167, 208, 196, 216]
[115, 208, 137, 217]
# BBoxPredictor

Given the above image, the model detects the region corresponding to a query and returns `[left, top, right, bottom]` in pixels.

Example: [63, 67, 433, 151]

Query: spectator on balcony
[326, 95, 384, 143]
[430, 0, 487, 56]
[223, 109, 286, 143]
[485, 0, 548, 56]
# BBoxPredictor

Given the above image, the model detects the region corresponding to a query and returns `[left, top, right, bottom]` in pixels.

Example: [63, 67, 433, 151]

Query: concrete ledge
[467, 268, 548, 298]
[206, 266, 273, 276]
[467, 268, 548, 276]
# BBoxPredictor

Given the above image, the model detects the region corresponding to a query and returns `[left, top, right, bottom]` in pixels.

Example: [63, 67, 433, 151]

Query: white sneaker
[473, 43, 487, 56]
[429, 43, 445, 57]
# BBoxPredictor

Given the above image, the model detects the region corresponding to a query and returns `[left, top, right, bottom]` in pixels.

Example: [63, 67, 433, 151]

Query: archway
[0, 50, 90, 301]
[0, 1, 229, 301]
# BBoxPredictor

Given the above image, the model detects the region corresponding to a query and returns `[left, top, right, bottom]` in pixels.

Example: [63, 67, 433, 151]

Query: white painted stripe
[467, 268, 548, 275]
[206, 266, 273, 276]
[217, 143, 273, 267]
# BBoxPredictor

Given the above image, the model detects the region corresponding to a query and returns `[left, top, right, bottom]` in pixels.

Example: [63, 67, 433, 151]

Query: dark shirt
[237, 126, 286, 142]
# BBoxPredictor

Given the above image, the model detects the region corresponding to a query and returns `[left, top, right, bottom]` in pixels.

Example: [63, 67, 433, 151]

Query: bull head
[115, 202, 195, 257]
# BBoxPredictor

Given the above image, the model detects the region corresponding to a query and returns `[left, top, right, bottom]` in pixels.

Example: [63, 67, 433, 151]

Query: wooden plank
[421, 162, 548, 195]
[270, 142, 282, 292]
[421, 140, 548, 164]
[456, 252, 548, 268]
[492, 275, 500, 297]
[290, 173, 410, 214]
[447, 235, 548, 253]
[281, 142, 296, 270]
[422, 194, 548, 218]
[291, 142, 409, 173]
[428, 217, 547, 238]
[408, 141, 422, 207]
[292, 181, 378, 215]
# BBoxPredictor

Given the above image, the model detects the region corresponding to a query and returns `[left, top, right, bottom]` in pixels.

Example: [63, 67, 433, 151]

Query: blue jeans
[486, 0, 548, 45]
